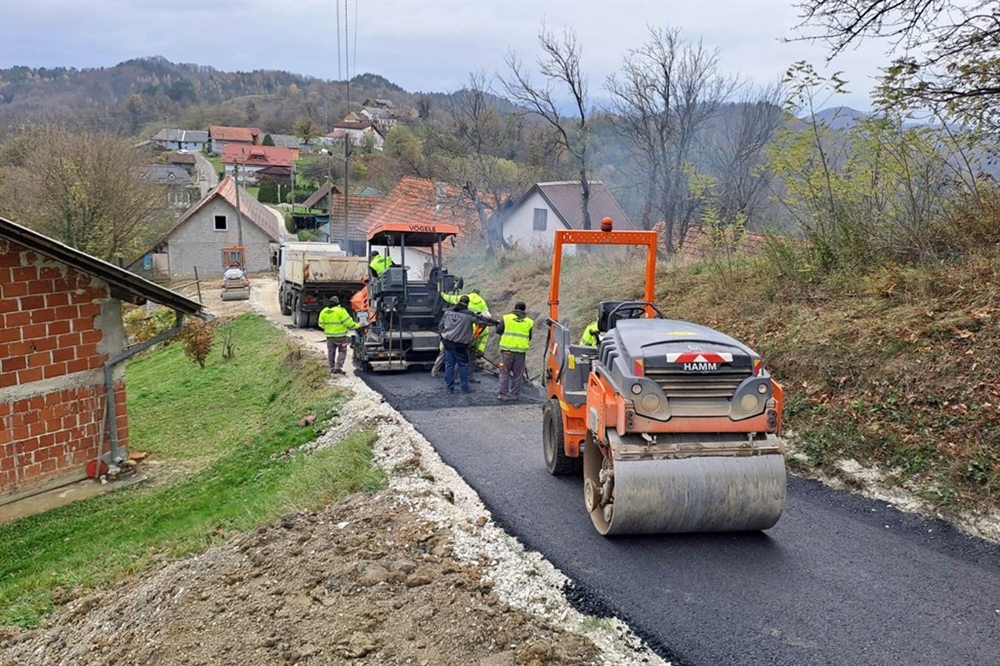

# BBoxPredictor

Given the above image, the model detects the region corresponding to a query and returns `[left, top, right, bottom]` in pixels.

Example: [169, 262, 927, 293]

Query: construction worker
[369, 250, 394, 276]
[441, 287, 490, 373]
[438, 295, 498, 394]
[496, 301, 534, 402]
[580, 321, 600, 346]
[318, 296, 360, 375]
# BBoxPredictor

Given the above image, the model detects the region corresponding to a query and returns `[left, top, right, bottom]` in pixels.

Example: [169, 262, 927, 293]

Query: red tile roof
[362, 176, 476, 237]
[220, 144, 294, 168]
[328, 192, 385, 242]
[209, 125, 259, 143]
[156, 176, 284, 245]
[653, 221, 770, 259]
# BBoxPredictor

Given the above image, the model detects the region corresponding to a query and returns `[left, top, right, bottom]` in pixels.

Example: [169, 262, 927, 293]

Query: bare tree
[0, 126, 168, 263]
[607, 27, 739, 251]
[443, 72, 536, 254]
[793, 0, 1000, 134]
[502, 27, 593, 229]
[699, 83, 787, 231]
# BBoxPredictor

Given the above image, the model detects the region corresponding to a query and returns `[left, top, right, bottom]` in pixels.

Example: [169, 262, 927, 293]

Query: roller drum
[586, 450, 786, 535]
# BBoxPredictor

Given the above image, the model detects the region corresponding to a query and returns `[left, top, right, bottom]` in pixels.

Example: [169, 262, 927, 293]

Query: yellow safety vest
[580, 322, 600, 346]
[499, 313, 533, 352]
[318, 305, 359, 338]
[370, 255, 393, 275]
[442, 292, 488, 313]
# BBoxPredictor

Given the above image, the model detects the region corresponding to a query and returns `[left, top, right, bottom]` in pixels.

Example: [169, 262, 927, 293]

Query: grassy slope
[0, 314, 385, 627]
[454, 247, 1000, 515]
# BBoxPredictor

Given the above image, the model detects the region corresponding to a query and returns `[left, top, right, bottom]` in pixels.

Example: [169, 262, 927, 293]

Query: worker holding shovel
[495, 301, 534, 402]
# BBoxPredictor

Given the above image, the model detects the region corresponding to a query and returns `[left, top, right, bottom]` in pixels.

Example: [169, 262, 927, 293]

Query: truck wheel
[279, 288, 291, 316]
[292, 296, 308, 328]
[543, 399, 582, 476]
[308, 311, 319, 328]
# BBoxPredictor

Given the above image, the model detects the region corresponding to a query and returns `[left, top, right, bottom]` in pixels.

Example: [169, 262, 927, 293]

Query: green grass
[0, 313, 386, 627]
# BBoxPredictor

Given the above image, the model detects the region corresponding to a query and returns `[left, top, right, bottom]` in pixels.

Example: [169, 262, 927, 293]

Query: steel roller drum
[586, 451, 787, 535]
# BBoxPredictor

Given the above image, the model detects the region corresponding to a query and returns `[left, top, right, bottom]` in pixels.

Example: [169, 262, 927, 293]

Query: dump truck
[543, 218, 786, 536]
[351, 221, 463, 371]
[277, 241, 369, 328]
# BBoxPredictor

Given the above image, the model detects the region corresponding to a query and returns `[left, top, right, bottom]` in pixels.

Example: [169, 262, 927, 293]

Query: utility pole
[342, 0, 351, 254]
[233, 152, 245, 251]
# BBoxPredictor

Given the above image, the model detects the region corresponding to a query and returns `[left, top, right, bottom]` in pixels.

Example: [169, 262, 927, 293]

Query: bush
[180, 319, 216, 368]
[123, 305, 178, 344]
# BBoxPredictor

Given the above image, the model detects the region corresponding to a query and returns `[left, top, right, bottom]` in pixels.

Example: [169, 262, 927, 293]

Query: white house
[500, 181, 635, 255]
[152, 129, 208, 152]
[325, 122, 385, 152]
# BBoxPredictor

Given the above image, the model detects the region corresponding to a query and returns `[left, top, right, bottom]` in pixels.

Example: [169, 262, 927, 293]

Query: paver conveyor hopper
[542, 218, 787, 535]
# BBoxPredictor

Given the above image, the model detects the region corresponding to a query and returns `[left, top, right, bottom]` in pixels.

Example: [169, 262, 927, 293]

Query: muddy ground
[0, 277, 666, 666]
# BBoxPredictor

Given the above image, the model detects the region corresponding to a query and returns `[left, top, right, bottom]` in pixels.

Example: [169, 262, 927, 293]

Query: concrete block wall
[0, 238, 129, 496]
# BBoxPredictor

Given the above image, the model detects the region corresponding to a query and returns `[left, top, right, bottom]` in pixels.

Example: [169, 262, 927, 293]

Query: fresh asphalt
[356, 366, 1000, 666]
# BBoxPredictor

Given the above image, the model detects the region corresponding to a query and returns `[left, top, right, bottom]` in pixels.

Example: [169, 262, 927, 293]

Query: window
[214, 215, 227, 231]
[532, 208, 548, 231]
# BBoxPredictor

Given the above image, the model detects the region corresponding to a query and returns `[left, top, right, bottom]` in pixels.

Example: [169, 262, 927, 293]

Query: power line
[336, 0, 342, 81]
[353, 0, 359, 79]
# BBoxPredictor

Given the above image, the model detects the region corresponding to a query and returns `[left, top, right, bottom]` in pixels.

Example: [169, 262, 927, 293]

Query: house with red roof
[131, 176, 286, 280]
[209, 125, 261, 154]
[361, 176, 478, 278]
[220, 145, 295, 185]
[499, 181, 635, 255]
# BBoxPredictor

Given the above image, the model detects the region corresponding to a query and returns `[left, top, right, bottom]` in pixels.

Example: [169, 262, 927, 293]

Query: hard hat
[328, 296, 340, 306]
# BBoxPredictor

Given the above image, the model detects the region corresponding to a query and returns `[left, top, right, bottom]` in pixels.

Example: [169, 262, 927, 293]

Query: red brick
[43, 362, 67, 379]
[58, 332, 82, 348]
[77, 343, 98, 360]
[81, 330, 103, 345]
[6, 311, 30, 327]
[2, 281, 27, 298]
[0, 372, 17, 389]
[0, 298, 18, 314]
[0, 250, 20, 269]
[27, 351, 51, 368]
[27, 279, 54, 296]
[11, 425, 29, 442]
[8, 341, 30, 356]
[20, 295, 45, 311]
[1, 356, 27, 373]
[79, 303, 102, 318]
[0, 402, 10, 417]
[28, 395, 43, 411]
[31, 308, 56, 324]
[28, 421, 46, 438]
[47, 320, 71, 336]
[40, 458, 57, 473]
[0, 326, 20, 344]
[62, 414, 77, 429]
[71, 318, 94, 333]
[66, 359, 89, 374]
[0, 267, 10, 284]
[54, 305, 80, 321]
[12, 266, 38, 282]
[31, 336, 57, 353]
[45, 292, 69, 308]
[39, 266, 62, 280]
[52, 347, 75, 363]
[22, 323, 47, 340]
[18, 367, 42, 383]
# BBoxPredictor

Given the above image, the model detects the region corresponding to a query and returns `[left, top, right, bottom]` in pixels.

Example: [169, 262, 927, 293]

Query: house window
[532, 208, 548, 231]
[214, 215, 227, 231]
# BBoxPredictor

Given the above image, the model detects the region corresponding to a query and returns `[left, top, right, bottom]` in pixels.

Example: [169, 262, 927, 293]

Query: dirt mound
[1, 493, 603, 666]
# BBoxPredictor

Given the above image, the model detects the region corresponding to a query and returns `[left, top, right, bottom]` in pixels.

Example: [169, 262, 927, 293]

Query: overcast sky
[0, 0, 888, 111]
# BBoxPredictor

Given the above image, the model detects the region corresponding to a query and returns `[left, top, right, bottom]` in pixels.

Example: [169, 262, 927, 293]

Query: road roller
[542, 218, 786, 536]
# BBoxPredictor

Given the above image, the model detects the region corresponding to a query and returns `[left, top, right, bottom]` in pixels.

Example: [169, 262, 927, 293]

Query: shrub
[180, 319, 216, 368]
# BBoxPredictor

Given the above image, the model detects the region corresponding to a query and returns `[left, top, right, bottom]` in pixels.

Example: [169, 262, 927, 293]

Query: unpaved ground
[0, 277, 667, 666]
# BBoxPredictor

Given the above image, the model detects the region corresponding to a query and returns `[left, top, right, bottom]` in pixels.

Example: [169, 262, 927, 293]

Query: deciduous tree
[503, 27, 593, 229]
[794, 0, 1000, 135]
[0, 126, 168, 263]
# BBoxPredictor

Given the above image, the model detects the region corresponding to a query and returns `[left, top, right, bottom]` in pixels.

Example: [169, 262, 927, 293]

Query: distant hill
[802, 106, 869, 130]
[0, 56, 524, 138]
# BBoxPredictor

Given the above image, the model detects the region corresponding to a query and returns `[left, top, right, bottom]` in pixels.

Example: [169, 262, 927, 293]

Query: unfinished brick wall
[0, 238, 129, 496]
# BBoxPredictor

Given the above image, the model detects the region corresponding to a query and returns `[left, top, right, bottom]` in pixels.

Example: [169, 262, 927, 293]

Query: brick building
[0, 217, 205, 499]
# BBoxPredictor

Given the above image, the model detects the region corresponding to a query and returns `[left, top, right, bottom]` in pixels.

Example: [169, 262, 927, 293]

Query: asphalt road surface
[357, 366, 1000, 666]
